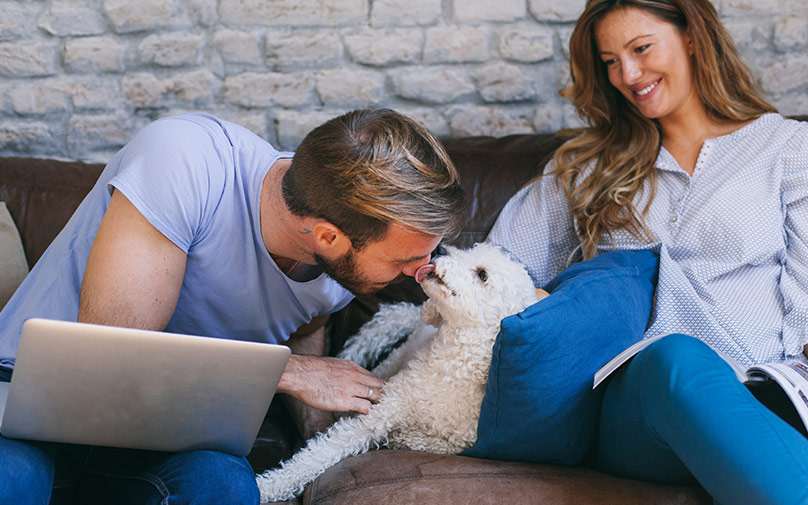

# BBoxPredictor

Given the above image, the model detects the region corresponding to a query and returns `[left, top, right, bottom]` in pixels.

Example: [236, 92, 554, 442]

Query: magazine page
[593, 334, 668, 389]
[747, 362, 808, 432]
[593, 334, 748, 389]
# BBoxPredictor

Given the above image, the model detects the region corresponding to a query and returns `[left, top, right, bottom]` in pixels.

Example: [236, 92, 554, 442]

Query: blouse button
[671, 216, 678, 223]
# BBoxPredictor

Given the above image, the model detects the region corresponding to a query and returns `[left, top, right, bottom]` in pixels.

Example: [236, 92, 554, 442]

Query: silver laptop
[0, 318, 290, 457]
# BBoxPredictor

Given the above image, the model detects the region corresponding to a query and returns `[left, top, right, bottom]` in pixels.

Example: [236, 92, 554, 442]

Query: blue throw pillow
[462, 249, 659, 465]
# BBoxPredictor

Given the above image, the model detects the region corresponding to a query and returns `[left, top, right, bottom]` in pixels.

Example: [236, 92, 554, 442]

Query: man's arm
[82, 190, 383, 415]
[79, 189, 187, 329]
[278, 316, 384, 416]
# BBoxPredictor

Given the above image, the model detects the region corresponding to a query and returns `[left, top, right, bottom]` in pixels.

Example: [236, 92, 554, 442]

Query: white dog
[255, 242, 539, 502]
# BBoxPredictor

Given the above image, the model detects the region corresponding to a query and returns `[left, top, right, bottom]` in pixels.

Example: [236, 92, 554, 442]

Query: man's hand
[277, 354, 385, 414]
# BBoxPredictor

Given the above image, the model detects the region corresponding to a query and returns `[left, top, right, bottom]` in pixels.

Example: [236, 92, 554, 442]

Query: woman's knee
[630, 334, 739, 417]
[635, 333, 721, 380]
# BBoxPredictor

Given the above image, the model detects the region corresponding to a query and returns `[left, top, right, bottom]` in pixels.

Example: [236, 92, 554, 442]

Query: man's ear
[311, 221, 351, 255]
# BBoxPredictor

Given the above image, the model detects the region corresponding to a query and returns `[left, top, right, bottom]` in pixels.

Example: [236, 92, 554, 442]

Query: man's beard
[314, 249, 406, 296]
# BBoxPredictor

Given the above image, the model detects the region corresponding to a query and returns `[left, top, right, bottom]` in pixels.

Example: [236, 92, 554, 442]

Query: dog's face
[419, 242, 537, 328]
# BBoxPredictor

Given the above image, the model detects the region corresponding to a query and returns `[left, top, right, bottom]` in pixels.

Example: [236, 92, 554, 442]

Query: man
[0, 108, 465, 504]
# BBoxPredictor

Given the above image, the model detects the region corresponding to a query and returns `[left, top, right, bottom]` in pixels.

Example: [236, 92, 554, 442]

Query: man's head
[283, 108, 466, 294]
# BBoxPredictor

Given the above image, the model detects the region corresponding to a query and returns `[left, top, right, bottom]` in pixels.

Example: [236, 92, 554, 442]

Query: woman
[488, 0, 808, 503]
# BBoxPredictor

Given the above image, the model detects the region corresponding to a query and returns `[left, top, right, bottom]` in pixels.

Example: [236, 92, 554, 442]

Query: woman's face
[594, 7, 701, 123]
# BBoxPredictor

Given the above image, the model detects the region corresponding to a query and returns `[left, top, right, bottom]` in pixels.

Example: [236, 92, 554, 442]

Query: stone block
[533, 103, 563, 133]
[724, 19, 773, 53]
[772, 89, 808, 116]
[138, 32, 204, 67]
[760, 54, 808, 94]
[214, 29, 262, 65]
[219, 0, 367, 27]
[37, 1, 108, 36]
[724, 0, 807, 16]
[0, 121, 59, 155]
[67, 114, 131, 158]
[562, 103, 587, 129]
[397, 107, 450, 136]
[454, 0, 526, 23]
[267, 31, 343, 69]
[424, 26, 488, 64]
[499, 26, 554, 63]
[218, 111, 269, 139]
[0, 2, 26, 41]
[170, 69, 218, 102]
[69, 78, 123, 111]
[64, 37, 123, 73]
[315, 68, 384, 106]
[10, 79, 71, 115]
[274, 109, 336, 150]
[122, 73, 170, 107]
[774, 16, 807, 52]
[184, 0, 218, 26]
[391, 67, 475, 103]
[474, 62, 536, 102]
[344, 29, 422, 66]
[103, 0, 173, 33]
[558, 26, 574, 59]
[528, 0, 586, 21]
[370, 0, 442, 27]
[0, 42, 57, 77]
[224, 72, 315, 108]
[447, 105, 535, 136]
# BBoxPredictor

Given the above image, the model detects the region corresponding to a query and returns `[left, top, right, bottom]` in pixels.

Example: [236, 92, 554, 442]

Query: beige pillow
[0, 202, 29, 308]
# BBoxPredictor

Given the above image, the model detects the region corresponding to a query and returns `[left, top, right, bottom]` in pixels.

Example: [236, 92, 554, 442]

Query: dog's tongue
[415, 264, 435, 284]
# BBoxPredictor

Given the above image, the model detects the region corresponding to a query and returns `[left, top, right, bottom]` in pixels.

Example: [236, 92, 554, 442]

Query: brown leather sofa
[0, 126, 749, 504]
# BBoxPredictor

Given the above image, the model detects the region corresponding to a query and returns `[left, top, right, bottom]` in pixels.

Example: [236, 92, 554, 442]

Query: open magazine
[594, 334, 808, 437]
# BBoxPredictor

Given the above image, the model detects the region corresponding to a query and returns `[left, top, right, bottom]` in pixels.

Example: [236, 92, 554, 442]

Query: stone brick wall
[0, 0, 806, 162]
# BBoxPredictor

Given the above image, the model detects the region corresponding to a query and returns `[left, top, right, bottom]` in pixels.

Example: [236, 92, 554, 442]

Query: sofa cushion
[302, 450, 711, 505]
[0, 202, 28, 308]
[463, 250, 659, 465]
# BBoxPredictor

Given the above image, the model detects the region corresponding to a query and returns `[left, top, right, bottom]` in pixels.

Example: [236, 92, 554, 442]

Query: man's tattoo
[298, 228, 312, 235]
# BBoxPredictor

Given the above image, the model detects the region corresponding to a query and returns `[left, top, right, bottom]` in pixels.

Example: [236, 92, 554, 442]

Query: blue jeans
[0, 371, 259, 505]
[590, 334, 808, 505]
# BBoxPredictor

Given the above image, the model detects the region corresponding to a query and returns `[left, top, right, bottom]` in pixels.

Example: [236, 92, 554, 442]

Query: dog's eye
[475, 267, 488, 282]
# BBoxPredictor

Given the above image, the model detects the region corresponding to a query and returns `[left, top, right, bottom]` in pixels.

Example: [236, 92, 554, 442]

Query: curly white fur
[255, 242, 538, 502]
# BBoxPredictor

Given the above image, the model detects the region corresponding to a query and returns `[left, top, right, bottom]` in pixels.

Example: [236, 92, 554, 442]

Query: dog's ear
[421, 299, 443, 327]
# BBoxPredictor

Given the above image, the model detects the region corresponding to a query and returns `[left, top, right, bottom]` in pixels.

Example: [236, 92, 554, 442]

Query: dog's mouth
[421, 268, 457, 297]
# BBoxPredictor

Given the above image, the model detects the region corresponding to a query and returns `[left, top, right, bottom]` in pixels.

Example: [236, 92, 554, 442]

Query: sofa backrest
[0, 157, 103, 269]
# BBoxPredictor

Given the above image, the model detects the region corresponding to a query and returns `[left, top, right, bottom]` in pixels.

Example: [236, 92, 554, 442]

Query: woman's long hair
[552, 0, 775, 259]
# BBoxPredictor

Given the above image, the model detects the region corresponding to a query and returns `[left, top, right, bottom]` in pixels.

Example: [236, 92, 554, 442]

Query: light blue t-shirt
[0, 114, 354, 368]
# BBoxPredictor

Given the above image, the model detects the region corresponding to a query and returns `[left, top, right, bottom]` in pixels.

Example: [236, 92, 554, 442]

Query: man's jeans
[0, 371, 259, 505]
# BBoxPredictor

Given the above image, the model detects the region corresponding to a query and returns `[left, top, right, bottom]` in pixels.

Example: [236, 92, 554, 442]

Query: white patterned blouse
[488, 113, 808, 366]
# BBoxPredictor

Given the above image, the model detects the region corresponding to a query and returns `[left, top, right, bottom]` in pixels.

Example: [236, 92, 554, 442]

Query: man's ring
[368, 387, 374, 398]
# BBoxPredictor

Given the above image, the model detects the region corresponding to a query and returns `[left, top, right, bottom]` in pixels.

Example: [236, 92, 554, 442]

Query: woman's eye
[635, 44, 651, 53]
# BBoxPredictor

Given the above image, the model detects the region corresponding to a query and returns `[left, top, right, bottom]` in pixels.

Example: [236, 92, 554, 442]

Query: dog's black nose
[431, 245, 448, 259]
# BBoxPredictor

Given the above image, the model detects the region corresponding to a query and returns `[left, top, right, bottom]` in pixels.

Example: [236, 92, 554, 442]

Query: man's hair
[283, 108, 466, 249]
[550, 0, 775, 259]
